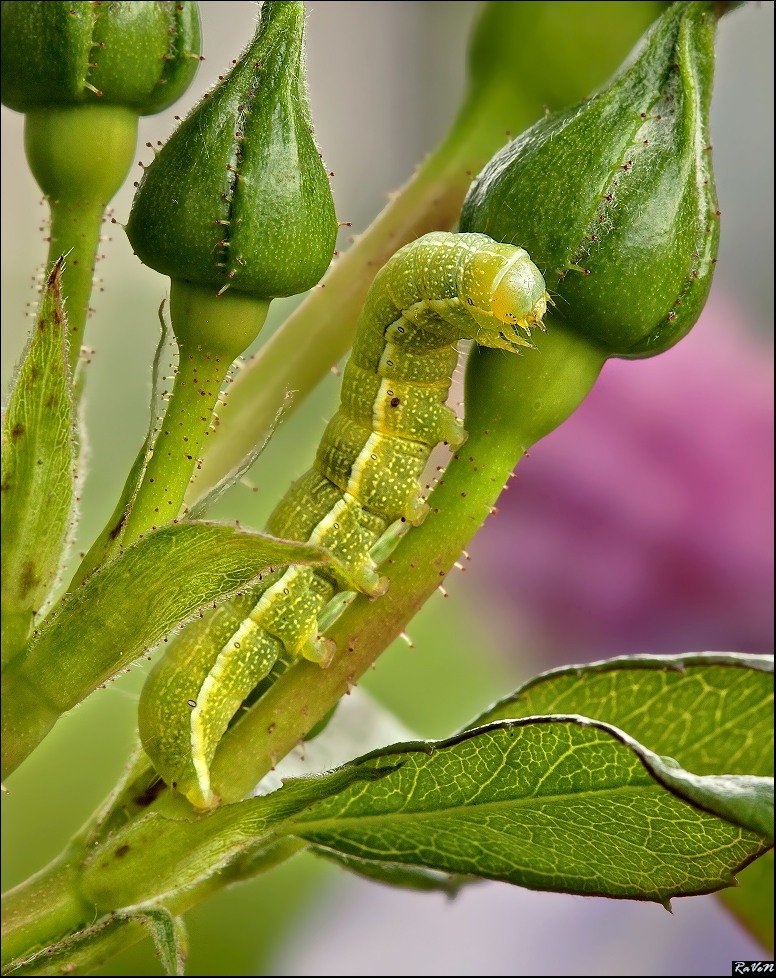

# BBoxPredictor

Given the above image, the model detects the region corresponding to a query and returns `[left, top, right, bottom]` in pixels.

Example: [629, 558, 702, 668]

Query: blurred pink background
[471, 296, 774, 669]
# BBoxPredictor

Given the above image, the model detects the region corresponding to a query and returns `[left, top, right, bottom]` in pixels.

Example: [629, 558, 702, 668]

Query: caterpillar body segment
[139, 232, 548, 807]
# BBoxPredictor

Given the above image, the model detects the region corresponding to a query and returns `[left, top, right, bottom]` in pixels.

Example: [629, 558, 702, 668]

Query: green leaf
[1, 261, 76, 664]
[130, 908, 187, 977]
[278, 718, 771, 903]
[310, 847, 470, 896]
[0, 906, 186, 977]
[1, 523, 333, 779]
[82, 717, 770, 911]
[1, 913, 126, 976]
[651, 759, 773, 842]
[470, 653, 774, 776]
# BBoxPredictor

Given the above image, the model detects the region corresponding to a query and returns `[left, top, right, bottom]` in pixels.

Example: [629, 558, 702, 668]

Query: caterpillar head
[490, 250, 548, 330]
[465, 243, 548, 352]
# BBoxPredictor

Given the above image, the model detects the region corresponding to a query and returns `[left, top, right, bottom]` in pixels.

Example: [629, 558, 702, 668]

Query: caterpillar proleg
[139, 231, 548, 807]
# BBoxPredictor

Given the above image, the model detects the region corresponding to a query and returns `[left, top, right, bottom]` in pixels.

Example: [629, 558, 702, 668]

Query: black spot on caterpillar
[138, 231, 548, 807]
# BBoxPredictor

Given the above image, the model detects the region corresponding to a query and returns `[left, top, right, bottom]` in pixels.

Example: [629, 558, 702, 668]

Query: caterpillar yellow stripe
[138, 231, 548, 807]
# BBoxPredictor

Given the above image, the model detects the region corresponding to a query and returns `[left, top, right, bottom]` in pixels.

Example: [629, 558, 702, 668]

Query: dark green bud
[0, 1, 201, 115]
[461, 1, 721, 359]
[126, 0, 337, 300]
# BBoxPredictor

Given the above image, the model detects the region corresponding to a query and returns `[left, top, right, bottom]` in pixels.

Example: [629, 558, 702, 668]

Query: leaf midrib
[285, 779, 715, 836]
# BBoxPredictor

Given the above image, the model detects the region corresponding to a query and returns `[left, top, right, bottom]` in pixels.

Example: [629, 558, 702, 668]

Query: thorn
[438, 585, 448, 598]
[399, 631, 414, 649]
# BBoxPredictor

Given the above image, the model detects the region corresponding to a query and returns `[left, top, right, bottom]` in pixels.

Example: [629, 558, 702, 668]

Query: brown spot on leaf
[18, 561, 41, 599]
[108, 511, 128, 541]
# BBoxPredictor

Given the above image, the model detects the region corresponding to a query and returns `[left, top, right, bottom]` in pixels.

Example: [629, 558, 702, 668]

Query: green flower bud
[126, 0, 337, 300]
[461, 1, 720, 359]
[2, 2, 202, 371]
[80, 3, 337, 567]
[1, 1, 201, 115]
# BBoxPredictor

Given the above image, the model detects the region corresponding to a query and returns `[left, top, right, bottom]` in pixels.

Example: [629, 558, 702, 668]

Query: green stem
[118, 282, 270, 549]
[118, 342, 228, 545]
[74, 282, 270, 578]
[1, 833, 306, 974]
[46, 199, 104, 372]
[1, 856, 91, 967]
[24, 106, 138, 373]
[210, 324, 608, 802]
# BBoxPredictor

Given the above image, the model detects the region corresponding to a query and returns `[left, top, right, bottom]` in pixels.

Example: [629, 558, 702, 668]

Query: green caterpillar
[139, 231, 548, 807]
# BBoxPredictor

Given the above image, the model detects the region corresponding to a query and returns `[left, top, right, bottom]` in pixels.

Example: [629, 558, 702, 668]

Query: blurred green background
[1, 2, 772, 975]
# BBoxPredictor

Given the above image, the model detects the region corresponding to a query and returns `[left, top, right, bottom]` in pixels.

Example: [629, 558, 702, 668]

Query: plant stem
[118, 343, 227, 542]
[24, 105, 138, 373]
[0, 833, 306, 974]
[73, 283, 270, 579]
[120, 284, 270, 547]
[1, 856, 90, 967]
[46, 199, 105, 372]
[210, 324, 608, 802]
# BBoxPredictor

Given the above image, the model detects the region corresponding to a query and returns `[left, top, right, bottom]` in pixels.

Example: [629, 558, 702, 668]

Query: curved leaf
[309, 847, 471, 896]
[1, 262, 76, 663]
[81, 717, 772, 910]
[132, 908, 187, 977]
[0, 905, 186, 977]
[278, 717, 772, 902]
[1, 523, 332, 779]
[470, 653, 774, 776]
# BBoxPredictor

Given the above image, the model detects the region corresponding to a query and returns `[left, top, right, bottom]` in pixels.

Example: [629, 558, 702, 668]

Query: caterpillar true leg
[138, 231, 548, 807]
